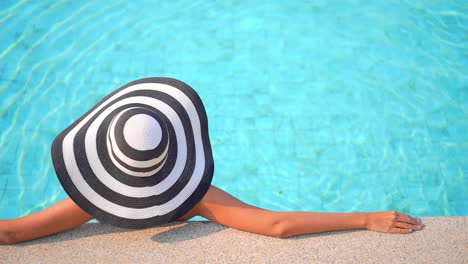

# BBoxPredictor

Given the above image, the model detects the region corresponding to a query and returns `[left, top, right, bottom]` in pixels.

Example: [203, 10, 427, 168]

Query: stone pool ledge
[1, 216, 466, 263]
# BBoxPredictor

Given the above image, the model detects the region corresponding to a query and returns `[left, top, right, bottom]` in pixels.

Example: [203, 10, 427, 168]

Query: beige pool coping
[0, 216, 466, 263]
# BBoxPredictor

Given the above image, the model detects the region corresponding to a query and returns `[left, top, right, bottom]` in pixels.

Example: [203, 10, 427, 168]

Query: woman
[0, 78, 423, 244]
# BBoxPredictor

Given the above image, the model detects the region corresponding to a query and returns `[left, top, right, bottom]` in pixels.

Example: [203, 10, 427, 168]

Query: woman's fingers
[390, 212, 424, 233]
[393, 221, 422, 230]
[365, 211, 424, 234]
[390, 227, 414, 234]
[395, 212, 421, 225]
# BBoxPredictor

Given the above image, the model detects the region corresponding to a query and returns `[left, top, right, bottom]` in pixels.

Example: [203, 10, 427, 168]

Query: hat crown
[123, 113, 162, 151]
[107, 106, 169, 177]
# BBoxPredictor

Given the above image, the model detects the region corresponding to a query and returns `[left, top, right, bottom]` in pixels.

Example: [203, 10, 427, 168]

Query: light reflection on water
[0, 0, 466, 219]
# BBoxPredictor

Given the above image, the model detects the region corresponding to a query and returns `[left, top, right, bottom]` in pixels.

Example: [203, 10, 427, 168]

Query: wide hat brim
[51, 77, 214, 229]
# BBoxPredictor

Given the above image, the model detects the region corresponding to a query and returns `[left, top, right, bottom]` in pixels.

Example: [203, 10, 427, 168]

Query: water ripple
[0, 1, 127, 148]
[0, 0, 68, 93]
[0, 0, 30, 22]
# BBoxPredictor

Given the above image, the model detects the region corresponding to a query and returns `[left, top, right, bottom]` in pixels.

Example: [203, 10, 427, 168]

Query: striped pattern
[51, 78, 214, 229]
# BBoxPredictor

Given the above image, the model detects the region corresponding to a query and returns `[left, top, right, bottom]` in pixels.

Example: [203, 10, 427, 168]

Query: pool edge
[2, 216, 466, 263]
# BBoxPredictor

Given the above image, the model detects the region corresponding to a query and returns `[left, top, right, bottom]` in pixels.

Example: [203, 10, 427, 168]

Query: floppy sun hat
[51, 77, 214, 229]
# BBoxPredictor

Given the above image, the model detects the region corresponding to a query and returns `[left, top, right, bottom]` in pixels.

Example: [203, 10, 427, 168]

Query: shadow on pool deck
[1, 216, 466, 263]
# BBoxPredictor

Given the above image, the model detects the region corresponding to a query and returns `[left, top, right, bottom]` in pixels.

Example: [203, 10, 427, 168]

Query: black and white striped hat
[51, 77, 214, 229]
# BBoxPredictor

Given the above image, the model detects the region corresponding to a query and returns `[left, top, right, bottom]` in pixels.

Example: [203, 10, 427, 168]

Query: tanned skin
[0, 185, 423, 244]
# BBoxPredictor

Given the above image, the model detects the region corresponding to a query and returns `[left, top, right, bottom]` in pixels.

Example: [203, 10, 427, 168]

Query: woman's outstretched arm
[0, 198, 94, 244]
[0, 196, 199, 244]
[1, 185, 424, 243]
[191, 186, 424, 238]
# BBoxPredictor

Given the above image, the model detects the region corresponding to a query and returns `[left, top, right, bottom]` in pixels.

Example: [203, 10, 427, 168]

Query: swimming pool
[0, 0, 466, 220]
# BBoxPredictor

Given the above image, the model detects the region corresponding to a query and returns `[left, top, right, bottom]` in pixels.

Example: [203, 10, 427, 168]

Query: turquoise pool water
[0, 0, 466, 220]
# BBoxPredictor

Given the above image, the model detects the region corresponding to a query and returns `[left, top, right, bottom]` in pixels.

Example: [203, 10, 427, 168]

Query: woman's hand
[365, 211, 424, 234]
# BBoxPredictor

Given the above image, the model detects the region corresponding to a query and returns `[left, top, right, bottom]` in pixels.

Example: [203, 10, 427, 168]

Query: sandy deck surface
[1, 216, 466, 263]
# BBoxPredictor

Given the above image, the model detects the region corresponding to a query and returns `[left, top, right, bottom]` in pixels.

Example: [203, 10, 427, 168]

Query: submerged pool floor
[0, 0, 466, 219]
